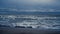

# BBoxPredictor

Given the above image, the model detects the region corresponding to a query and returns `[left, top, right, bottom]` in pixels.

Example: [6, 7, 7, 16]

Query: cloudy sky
[0, 0, 60, 12]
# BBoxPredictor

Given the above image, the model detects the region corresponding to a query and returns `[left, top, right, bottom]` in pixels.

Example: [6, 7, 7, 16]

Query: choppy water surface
[0, 15, 60, 29]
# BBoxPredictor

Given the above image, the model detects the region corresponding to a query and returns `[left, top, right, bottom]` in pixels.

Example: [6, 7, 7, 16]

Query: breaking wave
[0, 15, 60, 29]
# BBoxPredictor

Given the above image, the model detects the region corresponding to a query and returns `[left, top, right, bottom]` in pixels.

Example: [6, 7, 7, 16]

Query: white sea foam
[0, 15, 60, 29]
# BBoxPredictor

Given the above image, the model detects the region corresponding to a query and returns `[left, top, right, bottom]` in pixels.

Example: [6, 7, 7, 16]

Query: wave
[0, 15, 60, 29]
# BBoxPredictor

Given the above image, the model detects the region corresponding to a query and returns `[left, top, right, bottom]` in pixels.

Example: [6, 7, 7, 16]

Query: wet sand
[0, 28, 60, 34]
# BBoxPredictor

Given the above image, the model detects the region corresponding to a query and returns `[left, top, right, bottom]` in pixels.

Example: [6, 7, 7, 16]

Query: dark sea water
[0, 11, 60, 34]
[0, 14, 60, 29]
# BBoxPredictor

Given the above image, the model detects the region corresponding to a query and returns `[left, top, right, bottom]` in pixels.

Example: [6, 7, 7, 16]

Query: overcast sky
[0, 0, 60, 12]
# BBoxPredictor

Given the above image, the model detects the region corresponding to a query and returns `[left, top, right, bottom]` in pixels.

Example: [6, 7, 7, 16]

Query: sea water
[0, 15, 60, 29]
